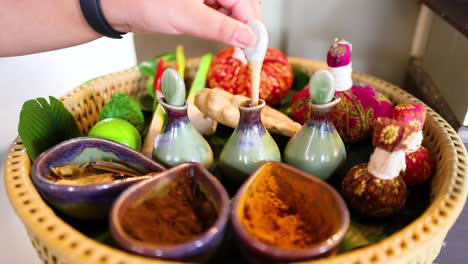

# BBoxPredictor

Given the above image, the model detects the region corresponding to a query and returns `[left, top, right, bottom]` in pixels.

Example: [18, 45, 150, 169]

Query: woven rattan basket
[4, 58, 468, 264]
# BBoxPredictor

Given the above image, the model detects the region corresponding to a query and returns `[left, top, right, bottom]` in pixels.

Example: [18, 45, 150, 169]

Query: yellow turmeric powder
[240, 174, 332, 250]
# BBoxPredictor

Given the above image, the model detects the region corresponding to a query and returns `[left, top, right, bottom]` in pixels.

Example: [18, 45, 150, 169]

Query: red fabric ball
[289, 87, 310, 124]
[393, 102, 427, 130]
[403, 146, 434, 186]
[208, 47, 293, 106]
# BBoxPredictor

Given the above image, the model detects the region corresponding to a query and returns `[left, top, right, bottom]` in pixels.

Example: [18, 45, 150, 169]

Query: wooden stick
[248, 61, 262, 106]
[243, 20, 268, 106]
[141, 104, 165, 158]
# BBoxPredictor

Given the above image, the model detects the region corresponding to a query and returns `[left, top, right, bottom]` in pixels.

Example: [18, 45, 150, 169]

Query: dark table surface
[435, 203, 468, 263]
[435, 126, 468, 263]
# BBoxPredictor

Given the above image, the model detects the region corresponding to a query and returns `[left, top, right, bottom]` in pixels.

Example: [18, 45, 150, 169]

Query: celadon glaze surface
[153, 99, 213, 168]
[219, 100, 281, 183]
[284, 98, 346, 180]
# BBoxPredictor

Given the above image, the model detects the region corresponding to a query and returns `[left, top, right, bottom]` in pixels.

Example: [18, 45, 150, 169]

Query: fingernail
[233, 27, 256, 47]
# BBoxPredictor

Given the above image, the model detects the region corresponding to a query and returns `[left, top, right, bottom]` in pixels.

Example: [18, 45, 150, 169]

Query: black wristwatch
[79, 0, 126, 39]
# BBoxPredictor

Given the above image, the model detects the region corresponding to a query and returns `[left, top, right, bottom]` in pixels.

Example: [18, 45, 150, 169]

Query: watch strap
[79, 0, 126, 39]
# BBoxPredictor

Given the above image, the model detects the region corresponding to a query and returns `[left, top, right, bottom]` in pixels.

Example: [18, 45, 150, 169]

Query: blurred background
[0, 0, 466, 263]
[134, 0, 466, 126]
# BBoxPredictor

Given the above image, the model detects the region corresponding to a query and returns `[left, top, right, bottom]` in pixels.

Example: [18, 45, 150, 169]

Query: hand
[104, 0, 263, 47]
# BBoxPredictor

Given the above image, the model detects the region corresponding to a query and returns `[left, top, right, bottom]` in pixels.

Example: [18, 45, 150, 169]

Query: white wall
[423, 15, 468, 124]
[0, 34, 136, 264]
[283, 0, 419, 84]
[133, 1, 468, 124]
[0, 34, 136, 155]
[135, 0, 419, 86]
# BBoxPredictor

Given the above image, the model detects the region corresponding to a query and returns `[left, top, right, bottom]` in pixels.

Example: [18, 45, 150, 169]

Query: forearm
[0, 0, 128, 57]
[0, 0, 261, 57]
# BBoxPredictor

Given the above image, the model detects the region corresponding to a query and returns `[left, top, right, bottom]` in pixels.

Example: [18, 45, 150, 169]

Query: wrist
[100, 0, 132, 33]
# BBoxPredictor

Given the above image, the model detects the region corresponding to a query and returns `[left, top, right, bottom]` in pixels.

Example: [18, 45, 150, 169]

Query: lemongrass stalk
[176, 45, 186, 79]
[186, 53, 217, 135]
[187, 53, 213, 103]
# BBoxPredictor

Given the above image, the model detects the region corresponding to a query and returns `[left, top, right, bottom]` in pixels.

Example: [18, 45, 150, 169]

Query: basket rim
[4, 57, 468, 264]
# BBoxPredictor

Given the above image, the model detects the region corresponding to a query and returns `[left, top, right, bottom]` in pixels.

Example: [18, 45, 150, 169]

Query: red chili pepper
[153, 58, 164, 92]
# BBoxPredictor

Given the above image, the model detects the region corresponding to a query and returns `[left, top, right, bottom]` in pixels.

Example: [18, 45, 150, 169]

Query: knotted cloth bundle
[290, 38, 394, 143]
[342, 118, 417, 219]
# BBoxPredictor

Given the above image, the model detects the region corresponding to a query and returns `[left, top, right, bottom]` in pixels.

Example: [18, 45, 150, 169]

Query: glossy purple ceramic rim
[158, 97, 189, 122]
[31, 137, 165, 204]
[109, 162, 230, 260]
[237, 99, 267, 133]
[231, 161, 350, 262]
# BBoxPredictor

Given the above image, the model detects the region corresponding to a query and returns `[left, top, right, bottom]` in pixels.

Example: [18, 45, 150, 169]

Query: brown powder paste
[241, 174, 332, 250]
[121, 175, 217, 245]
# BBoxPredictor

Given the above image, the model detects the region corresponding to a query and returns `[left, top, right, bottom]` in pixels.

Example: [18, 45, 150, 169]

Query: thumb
[175, 5, 256, 47]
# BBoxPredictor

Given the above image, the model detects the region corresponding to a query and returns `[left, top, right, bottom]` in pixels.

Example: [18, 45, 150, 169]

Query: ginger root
[187, 101, 217, 135]
[195, 88, 301, 137]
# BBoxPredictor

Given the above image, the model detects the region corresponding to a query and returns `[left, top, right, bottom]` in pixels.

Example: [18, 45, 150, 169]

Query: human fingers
[216, 0, 263, 22]
[205, 0, 221, 10]
[172, 4, 256, 47]
[250, 0, 263, 20]
[205, 0, 232, 16]
[217, 7, 232, 16]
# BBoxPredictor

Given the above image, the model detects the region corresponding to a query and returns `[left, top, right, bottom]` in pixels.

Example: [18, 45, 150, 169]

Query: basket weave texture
[4, 58, 468, 264]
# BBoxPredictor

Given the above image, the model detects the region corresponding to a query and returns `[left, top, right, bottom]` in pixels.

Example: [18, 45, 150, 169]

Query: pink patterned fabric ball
[290, 84, 393, 143]
[327, 41, 352, 67]
[333, 85, 394, 143]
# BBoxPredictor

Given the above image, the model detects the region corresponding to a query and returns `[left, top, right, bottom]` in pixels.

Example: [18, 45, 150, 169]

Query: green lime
[88, 118, 141, 150]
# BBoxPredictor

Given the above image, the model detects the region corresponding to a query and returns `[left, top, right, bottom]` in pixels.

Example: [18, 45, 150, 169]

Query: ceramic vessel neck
[308, 97, 341, 123]
[237, 99, 266, 132]
[159, 98, 189, 127]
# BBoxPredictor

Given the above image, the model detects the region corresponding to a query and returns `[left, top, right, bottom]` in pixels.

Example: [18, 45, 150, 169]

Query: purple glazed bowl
[110, 162, 230, 262]
[231, 162, 350, 263]
[31, 137, 165, 219]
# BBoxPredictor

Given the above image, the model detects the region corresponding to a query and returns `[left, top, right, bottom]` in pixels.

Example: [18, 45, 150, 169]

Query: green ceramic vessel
[284, 97, 346, 180]
[153, 99, 213, 168]
[219, 100, 281, 184]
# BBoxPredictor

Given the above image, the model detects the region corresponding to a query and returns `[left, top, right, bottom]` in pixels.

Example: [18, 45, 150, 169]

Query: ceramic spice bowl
[31, 137, 165, 219]
[109, 162, 230, 262]
[231, 162, 350, 263]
